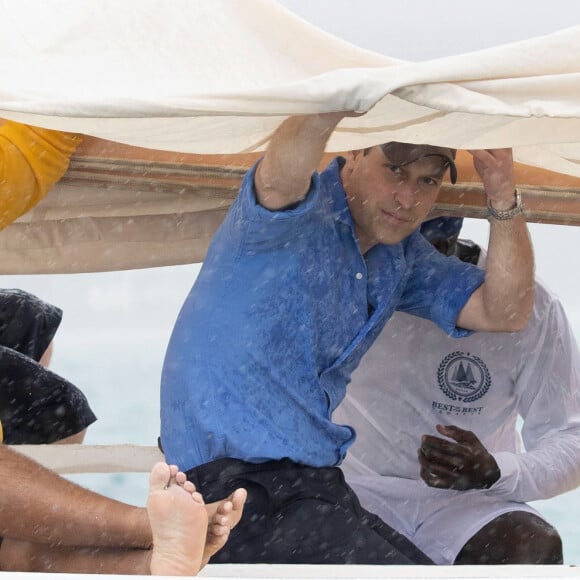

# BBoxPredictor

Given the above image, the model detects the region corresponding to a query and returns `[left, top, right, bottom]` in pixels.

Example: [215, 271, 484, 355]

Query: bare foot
[147, 462, 208, 576]
[202, 488, 247, 567]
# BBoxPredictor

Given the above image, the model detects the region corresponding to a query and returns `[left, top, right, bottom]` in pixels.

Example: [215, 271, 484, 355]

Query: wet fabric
[0, 2, 579, 177]
[1, 2, 580, 276]
[334, 473, 542, 565]
[186, 457, 433, 565]
[160, 158, 484, 470]
[0, 346, 96, 444]
[0, 289, 96, 444]
[336, 254, 580, 562]
[0, 288, 62, 362]
[337, 272, 580, 499]
[0, 121, 81, 231]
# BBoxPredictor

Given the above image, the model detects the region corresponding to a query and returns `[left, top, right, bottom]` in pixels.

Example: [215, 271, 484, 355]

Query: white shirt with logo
[335, 275, 580, 502]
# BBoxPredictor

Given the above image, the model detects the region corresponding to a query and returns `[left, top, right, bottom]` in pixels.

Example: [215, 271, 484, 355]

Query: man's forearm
[255, 112, 345, 210]
[482, 213, 534, 331]
[459, 149, 534, 332]
[0, 446, 152, 548]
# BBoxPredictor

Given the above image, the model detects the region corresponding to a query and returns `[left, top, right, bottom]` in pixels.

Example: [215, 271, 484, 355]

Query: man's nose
[394, 181, 419, 210]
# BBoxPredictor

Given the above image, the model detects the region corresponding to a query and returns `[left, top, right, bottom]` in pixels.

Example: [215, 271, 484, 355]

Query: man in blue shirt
[161, 112, 534, 564]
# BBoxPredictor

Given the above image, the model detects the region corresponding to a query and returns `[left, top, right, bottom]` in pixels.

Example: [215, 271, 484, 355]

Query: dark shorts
[0, 289, 62, 362]
[0, 289, 96, 444]
[186, 457, 433, 565]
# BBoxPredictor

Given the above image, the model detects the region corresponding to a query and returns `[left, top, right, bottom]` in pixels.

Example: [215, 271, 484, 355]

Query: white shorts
[345, 472, 541, 565]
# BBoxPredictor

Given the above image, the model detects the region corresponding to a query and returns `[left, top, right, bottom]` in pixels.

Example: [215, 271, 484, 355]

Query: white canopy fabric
[1, 0, 580, 176]
[1, 0, 580, 274]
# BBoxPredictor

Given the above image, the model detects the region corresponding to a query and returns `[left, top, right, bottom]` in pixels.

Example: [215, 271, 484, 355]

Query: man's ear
[341, 150, 358, 176]
[344, 149, 362, 165]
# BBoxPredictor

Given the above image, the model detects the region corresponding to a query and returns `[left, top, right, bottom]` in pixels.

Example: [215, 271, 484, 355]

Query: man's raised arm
[254, 112, 346, 210]
[457, 148, 534, 333]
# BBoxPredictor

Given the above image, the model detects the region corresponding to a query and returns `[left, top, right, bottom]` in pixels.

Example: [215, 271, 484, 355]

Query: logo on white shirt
[437, 351, 491, 403]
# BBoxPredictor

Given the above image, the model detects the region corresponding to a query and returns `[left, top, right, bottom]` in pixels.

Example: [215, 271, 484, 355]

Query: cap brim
[380, 142, 457, 184]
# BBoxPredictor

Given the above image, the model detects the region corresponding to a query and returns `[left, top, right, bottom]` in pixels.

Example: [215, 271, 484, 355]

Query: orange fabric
[0, 121, 82, 230]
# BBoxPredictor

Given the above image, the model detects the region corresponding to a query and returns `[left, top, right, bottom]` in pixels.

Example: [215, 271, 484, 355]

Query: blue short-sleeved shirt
[160, 158, 484, 471]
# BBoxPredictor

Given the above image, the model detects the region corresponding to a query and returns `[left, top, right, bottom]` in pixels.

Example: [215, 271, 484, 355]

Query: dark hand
[418, 424, 500, 490]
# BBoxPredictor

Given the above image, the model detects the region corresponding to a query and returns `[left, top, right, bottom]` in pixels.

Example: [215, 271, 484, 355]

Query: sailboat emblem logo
[437, 351, 491, 402]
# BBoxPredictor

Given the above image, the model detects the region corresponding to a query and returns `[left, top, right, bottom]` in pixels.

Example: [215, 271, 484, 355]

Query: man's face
[341, 146, 448, 253]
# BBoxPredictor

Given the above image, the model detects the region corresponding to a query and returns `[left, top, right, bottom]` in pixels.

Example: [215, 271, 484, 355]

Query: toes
[231, 488, 247, 510]
[213, 513, 228, 527]
[217, 500, 233, 516]
[167, 465, 180, 487]
[208, 522, 230, 537]
[182, 480, 196, 494]
[149, 462, 171, 491]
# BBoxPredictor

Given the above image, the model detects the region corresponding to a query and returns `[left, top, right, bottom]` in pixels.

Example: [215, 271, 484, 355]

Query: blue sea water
[3, 220, 580, 563]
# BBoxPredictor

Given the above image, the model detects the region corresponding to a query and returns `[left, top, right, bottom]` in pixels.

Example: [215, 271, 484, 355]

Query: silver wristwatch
[487, 188, 523, 221]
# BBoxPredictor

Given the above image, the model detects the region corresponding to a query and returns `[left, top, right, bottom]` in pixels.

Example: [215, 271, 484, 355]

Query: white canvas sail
[0, 0, 579, 171]
[1, 0, 580, 274]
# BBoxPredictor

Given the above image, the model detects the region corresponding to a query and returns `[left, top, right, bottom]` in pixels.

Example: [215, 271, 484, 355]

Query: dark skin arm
[418, 424, 500, 490]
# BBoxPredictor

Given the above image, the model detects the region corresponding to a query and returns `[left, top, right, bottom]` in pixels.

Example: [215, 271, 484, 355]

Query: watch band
[487, 188, 523, 221]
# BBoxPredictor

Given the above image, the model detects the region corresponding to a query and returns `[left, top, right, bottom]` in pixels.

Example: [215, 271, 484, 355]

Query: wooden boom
[0, 138, 578, 274]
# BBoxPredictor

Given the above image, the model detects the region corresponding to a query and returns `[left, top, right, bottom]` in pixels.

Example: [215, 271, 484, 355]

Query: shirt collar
[320, 157, 354, 228]
[321, 156, 411, 261]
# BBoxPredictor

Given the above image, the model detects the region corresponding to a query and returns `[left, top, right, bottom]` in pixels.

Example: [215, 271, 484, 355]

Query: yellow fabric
[0, 121, 82, 230]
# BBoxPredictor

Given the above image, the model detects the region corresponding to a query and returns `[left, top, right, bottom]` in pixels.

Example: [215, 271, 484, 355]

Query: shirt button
[355, 272, 363, 280]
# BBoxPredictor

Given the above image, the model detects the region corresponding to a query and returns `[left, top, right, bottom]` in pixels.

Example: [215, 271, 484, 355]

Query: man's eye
[422, 177, 438, 186]
[388, 165, 403, 175]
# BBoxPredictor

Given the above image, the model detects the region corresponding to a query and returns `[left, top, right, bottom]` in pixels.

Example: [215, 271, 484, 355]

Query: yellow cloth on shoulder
[0, 121, 82, 230]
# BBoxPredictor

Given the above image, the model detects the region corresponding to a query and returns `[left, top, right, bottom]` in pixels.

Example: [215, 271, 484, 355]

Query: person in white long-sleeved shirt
[334, 217, 580, 565]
